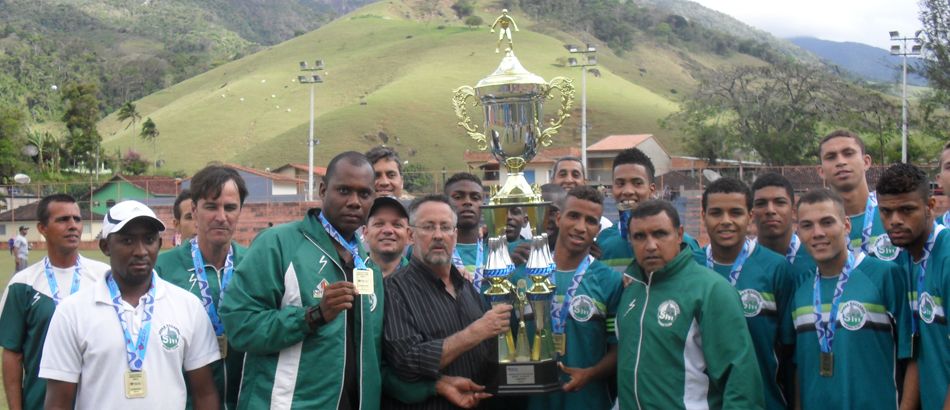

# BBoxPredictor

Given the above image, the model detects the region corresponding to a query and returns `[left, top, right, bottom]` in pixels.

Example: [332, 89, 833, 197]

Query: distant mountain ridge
[789, 36, 927, 86]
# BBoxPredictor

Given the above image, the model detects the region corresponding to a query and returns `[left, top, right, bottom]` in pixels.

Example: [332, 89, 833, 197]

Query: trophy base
[489, 359, 561, 396]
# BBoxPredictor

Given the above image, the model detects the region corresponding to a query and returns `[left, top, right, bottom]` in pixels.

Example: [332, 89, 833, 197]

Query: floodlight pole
[299, 60, 324, 201]
[889, 30, 922, 164]
[566, 44, 597, 170]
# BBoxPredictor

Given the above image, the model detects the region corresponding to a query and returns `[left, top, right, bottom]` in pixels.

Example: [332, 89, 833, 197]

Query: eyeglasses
[411, 224, 457, 235]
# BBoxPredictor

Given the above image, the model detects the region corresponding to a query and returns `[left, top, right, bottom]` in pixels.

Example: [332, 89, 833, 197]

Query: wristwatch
[306, 305, 327, 329]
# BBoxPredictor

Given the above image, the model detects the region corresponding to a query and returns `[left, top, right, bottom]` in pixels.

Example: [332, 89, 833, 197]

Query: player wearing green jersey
[876, 163, 950, 409]
[445, 173, 486, 282]
[1, 194, 110, 410]
[155, 165, 249, 410]
[790, 189, 911, 409]
[527, 185, 621, 410]
[698, 177, 795, 410]
[619, 199, 763, 409]
[596, 148, 699, 273]
[752, 172, 815, 275]
[818, 130, 893, 260]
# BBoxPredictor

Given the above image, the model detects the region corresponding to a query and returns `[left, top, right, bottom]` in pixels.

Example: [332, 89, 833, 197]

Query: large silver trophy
[452, 12, 574, 395]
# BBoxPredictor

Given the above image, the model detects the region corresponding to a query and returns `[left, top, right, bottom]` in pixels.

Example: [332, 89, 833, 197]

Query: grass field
[0, 251, 110, 410]
[94, 0, 769, 174]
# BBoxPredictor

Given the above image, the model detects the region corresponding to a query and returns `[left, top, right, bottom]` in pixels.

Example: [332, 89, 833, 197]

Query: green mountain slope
[96, 0, 780, 172]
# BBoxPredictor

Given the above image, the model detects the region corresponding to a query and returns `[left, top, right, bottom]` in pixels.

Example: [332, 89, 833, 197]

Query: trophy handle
[538, 77, 575, 147]
[452, 86, 489, 151]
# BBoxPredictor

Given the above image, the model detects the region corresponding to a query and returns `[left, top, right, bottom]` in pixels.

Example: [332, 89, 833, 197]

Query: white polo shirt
[39, 272, 220, 409]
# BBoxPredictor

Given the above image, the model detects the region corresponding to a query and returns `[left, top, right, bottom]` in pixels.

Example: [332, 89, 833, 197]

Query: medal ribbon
[189, 237, 233, 336]
[859, 192, 878, 253]
[318, 212, 367, 269]
[705, 238, 754, 286]
[786, 234, 801, 265]
[942, 212, 950, 227]
[619, 209, 632, 242]
[452, 239, 484, 287]
[43, 256, 83, 305]
[813, 251, 860, 354]
[551, 255, 592, 336]
[912, 223, 946, 335]
[106, 271, 156, 372]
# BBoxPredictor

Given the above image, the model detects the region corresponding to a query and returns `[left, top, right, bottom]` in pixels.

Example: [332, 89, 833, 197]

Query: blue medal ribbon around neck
[551, 255, 592, 336]
[813, 251, 859, 355]
[619, 209, 632, 242]
[453, 239, 485, 288]
[106, 271, 157, 372]
[912, 223, 945, 336]
[858, 192, 878, 254]
[942, 212, 950, 227]
[786, 234, 801, 265]
[43, 256, 83, 305]
[318, 212, 367, 269]
[189, 237, 233, 336]
[705, 238, 753, 286]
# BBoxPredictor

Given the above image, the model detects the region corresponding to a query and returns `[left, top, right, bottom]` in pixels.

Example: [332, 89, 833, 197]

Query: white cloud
[691, 0, 922, 50]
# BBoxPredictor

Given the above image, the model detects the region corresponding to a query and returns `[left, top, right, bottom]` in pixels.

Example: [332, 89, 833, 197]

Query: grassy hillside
[96, 0, 777, 173]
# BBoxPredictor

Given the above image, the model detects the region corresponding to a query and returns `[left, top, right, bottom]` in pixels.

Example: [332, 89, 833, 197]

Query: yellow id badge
[125, 370, 147, 398]
[354, 268, 374, 295]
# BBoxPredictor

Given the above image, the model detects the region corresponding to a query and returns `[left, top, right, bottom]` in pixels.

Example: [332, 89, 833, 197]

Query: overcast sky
[691, 0, 923, 50]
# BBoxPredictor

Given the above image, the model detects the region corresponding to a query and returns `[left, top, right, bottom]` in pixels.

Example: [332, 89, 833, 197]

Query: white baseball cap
[101, 200, 166, 238]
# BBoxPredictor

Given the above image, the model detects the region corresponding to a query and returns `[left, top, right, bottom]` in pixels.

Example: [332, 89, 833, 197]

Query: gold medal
[819, 352, 833, 377]
[218, 335, 228, 359]
[125, 370, 147, 398]
[353, 268, 375, 295]
[553, 333, 566, 356]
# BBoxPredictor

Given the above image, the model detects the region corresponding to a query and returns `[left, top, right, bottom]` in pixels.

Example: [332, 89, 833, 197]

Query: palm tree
[117, 102, 141, 148]
[140, 117, 159, 160]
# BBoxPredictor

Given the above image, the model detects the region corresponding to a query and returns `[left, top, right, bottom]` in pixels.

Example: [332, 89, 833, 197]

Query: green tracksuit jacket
[617, 245, 764, 409]
[155, 240, 247, 410]
[219, 209, 384, 409]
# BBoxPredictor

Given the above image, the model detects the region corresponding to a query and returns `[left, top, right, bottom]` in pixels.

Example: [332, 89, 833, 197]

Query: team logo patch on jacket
[740, 289, 764, 317]
[570, 295, 595, 322]
[159, 324, 182, 351]
[839, 300, 868, 330]
[313, 279, 329, 299]
[657, 300, 680, 327]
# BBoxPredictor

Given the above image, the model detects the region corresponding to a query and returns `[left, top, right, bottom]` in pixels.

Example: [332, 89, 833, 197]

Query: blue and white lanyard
[912, 223, 945, 335]
[106, 272, 156, 372]
[452, 239, 484, 288]
[786, 234, 801, 265]
[43, 256, 82, 305]
[859, 192, 878, 253]
[705, 239, 753, 286]
[190, 238, 233, 336]
[318, 212, 367, 269]
[813, 252, 858, 354]
[551, 255, 592, 335]
[942, 212, 950, 227]
[619, 209, 632, 242]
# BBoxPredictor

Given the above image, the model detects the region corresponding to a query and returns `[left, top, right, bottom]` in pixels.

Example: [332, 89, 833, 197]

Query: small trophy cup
[451, 12, 573, 395]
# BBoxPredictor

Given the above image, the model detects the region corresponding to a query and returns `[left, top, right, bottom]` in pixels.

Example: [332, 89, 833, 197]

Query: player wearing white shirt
[39, 200, 220, 410]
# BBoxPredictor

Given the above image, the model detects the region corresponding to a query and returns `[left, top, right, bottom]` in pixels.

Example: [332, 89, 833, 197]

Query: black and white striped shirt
[383, 257, 494, 409]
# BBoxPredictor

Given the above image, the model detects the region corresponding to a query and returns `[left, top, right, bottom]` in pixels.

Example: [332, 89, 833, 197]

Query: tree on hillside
[665, 63, 843, 165]
[0, 105, 28, 183]
[61, 82, 102, 173]
[117, 101, 142, 150]
[465, 16, 483, 29]
[140, 117, 159, 159]
[921, 0, 950, 105]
